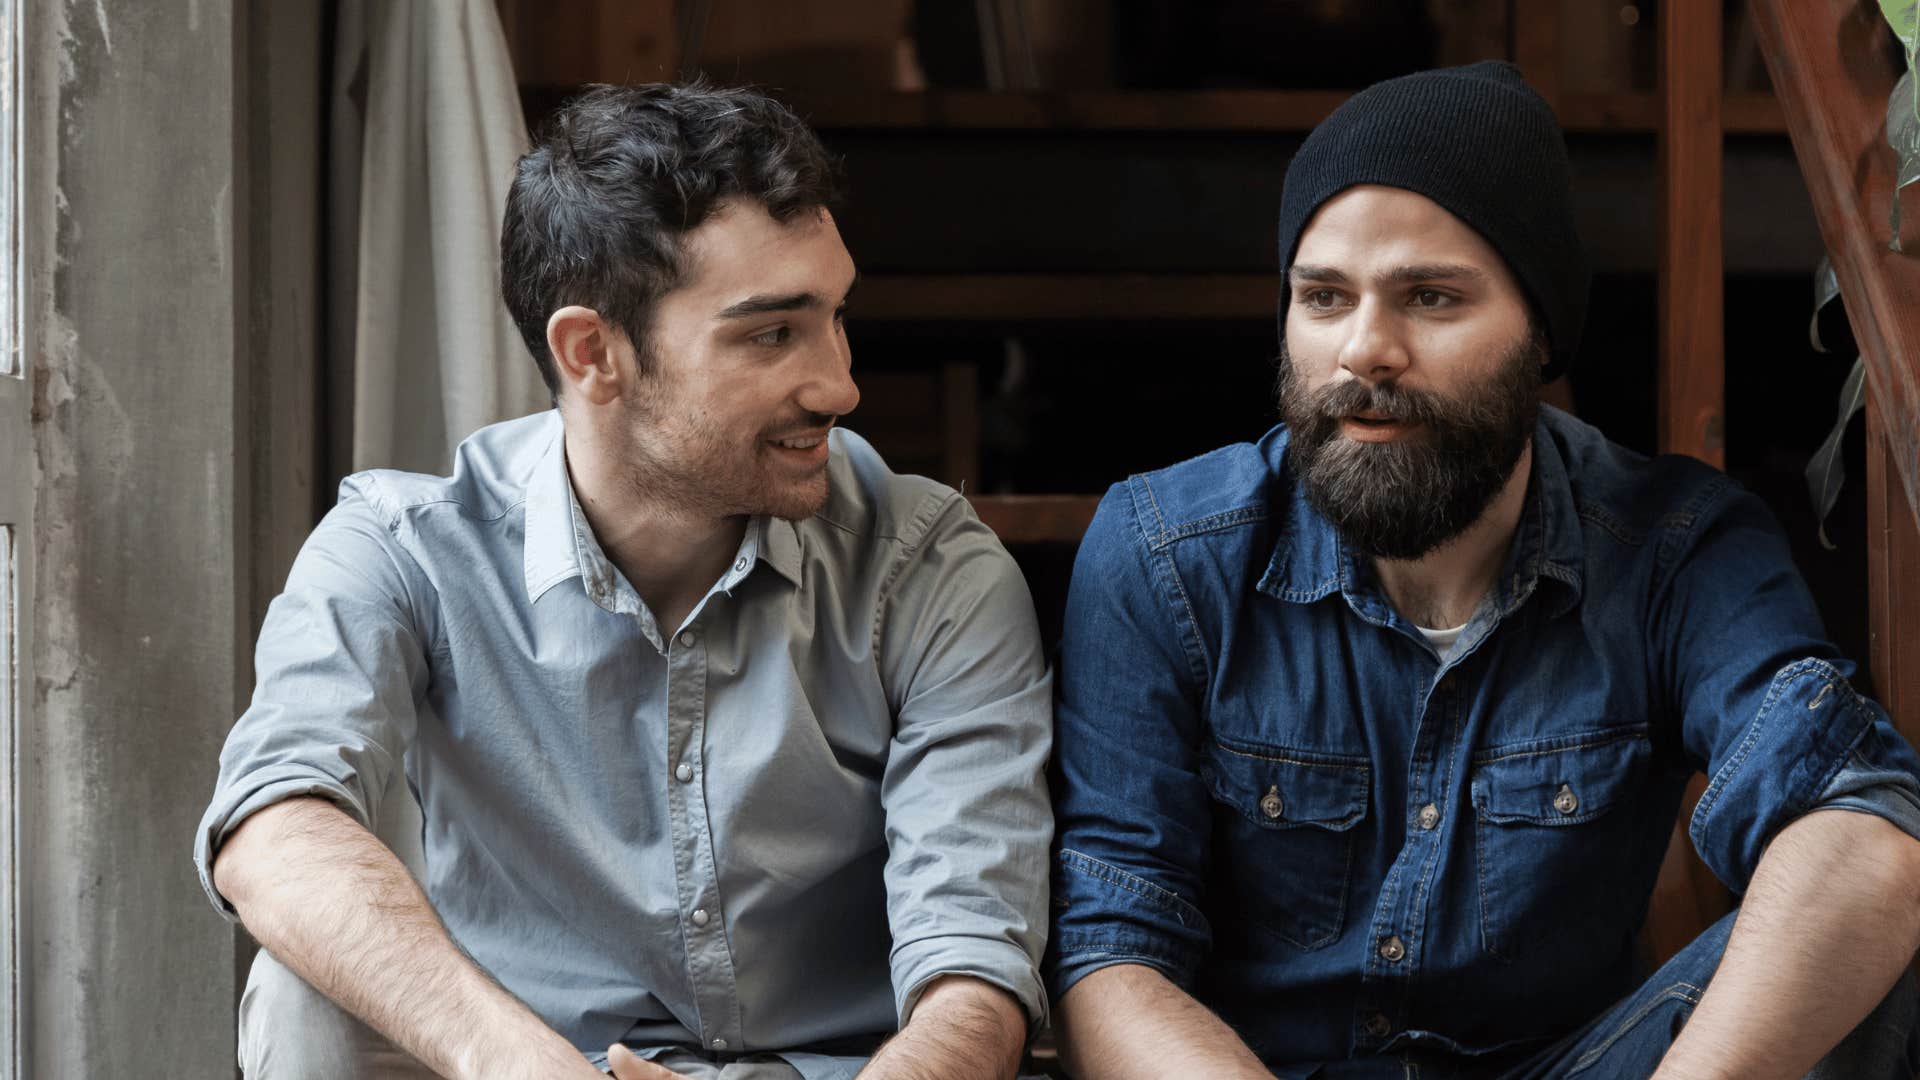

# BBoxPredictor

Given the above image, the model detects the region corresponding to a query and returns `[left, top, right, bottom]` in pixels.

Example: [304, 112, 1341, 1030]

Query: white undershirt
[1417, 621, 1470, 664]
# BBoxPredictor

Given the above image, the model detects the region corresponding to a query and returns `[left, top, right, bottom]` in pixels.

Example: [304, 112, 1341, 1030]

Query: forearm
[1054, 963, 1270, 1080]
[1654, 809, 1920, 1080]
[213, 796, 597, 1080]
[856, 975, 1026, 1080]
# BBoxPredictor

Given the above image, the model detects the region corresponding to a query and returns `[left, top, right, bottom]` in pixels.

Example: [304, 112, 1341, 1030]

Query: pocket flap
[1202, 740, 1370, 832]
[1471, 729, 1648, 825]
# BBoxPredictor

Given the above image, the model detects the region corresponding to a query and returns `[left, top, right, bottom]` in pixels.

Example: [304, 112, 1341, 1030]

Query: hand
[607, 1044, 691, 1079]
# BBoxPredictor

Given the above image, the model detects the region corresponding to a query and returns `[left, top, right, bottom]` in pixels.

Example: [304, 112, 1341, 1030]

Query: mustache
[762, 410, 840, 439]
[1297, 376, 1451, 429]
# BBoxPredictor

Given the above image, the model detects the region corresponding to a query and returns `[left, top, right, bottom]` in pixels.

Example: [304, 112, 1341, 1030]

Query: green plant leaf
[1884, 2, 1920, 248]
[1809, 256, 1840, 352]
[1806, 357, 1869, 550]
[1884, 0, 1920, 49]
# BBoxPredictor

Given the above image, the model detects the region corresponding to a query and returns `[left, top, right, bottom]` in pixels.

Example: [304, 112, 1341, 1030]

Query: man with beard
[1045, 62, 1920, 1078]
[196, 84, 1050, 1080]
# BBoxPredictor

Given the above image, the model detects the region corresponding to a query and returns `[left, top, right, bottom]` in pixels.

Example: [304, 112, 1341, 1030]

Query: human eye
[1295, 287, 1345, 312]
[1410, 288, 1455, 309]
[749, 325, 792, 347]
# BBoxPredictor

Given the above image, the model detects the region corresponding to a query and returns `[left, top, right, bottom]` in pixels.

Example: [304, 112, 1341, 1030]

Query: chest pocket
[1470, 727, 1654, 962]
[1201, 739, 1370, 951]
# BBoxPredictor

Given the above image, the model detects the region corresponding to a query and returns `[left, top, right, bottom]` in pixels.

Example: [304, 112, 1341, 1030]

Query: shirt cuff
[1043, 848, 1210, 1003]
[1812, 749, 1920, 844]
[892, 934, 1047, 1035]
[193, 769, 373, 918]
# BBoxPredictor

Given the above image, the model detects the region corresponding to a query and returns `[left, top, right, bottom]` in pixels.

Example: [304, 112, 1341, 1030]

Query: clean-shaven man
[1048, 62, 1920, 1079]
[198, 83, 1051, 1080]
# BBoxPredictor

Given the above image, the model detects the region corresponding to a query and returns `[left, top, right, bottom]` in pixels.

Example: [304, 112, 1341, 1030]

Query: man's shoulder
[1115, 428, 1288, 546]
[811, 427, 963, 548]
[338, 411, 557, 527]
[1541, 406, 1740, 545]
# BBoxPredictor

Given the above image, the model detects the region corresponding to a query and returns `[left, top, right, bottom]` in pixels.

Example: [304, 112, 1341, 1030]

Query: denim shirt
[195, 412, 1053, 1077]
[1047, 407, 1920, 1076]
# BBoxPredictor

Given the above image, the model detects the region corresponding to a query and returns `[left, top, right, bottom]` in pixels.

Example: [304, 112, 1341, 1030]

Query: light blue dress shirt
[194, 411, 1053, 1076]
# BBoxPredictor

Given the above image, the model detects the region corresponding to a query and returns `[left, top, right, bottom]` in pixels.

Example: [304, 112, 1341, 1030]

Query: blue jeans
[1370, 908, 1920, 1079]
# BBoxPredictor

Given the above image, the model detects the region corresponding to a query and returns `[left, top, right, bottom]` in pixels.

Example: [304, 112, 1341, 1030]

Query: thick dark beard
[1274, 331, 1544, 561]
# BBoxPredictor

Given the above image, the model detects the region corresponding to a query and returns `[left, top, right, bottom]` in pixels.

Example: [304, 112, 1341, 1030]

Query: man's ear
[546, 306, 624, 406]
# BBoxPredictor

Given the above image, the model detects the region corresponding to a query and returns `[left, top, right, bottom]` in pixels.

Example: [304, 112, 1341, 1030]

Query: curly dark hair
[501, 82, 842, 397]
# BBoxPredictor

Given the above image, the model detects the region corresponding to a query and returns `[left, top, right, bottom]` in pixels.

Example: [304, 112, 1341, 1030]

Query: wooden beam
[943, 361, 980, 492]
[1867, 396, 1920, 741]
[1749, 0, 1920, 540]
[1657, 0, 1726, 467]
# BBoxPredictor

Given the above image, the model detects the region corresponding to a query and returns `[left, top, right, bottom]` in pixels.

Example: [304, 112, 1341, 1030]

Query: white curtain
[328, 0, 544, 873]
[329, 0, 547, 480]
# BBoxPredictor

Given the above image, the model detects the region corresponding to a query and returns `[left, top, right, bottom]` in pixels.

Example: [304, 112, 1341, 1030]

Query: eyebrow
[715, 274, 860, 320]
[1289, 263, 1488, 287]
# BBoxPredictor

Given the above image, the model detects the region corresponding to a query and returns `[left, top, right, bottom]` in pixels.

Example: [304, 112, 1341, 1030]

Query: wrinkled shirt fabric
[196, 411, 1053, 1076]
[1047, 406, 1920, 1078]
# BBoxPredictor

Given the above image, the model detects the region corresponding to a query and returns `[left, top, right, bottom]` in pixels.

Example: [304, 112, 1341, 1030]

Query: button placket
[663, 622, 743, 1055]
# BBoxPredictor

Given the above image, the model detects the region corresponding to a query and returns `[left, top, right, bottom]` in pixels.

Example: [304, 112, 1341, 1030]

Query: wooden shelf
[789, 88, 1786, 135]
[968, 494, 1100, 544]
[524, 86, 1787, 136]
[859, 273, 1278, 321]
[1561, 91, 1784, 135]
[796, 89, 1352, 132]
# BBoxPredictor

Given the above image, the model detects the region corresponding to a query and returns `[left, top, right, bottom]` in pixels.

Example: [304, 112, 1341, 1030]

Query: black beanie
[1276, 61, 1589, 381]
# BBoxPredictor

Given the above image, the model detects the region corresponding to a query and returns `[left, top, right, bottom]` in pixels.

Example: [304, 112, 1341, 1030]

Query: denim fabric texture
[1046, 406, 1920, 1074]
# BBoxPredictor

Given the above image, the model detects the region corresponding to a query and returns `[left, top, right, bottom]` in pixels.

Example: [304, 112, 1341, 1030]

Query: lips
[767, 428, 834, 464]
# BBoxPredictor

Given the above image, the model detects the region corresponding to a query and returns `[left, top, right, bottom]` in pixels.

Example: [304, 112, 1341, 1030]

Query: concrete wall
[20, 0, 322, 1072]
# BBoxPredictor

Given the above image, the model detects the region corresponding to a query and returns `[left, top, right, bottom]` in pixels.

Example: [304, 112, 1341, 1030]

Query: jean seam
[1565, 980, 1706, 1075]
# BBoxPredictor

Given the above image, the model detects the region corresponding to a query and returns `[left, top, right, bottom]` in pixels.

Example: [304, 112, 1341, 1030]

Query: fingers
[606, 1043, 688, 1079]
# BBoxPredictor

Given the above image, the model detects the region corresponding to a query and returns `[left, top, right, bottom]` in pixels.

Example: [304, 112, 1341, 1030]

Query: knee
[1809, 970, 1920, 1080]
[237, 950, 384, 1080]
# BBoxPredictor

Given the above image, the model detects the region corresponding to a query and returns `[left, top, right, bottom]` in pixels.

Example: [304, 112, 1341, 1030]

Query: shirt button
[1378, 935, 1406, 962]
[1365, 1013, 1392, 1038]
[1553, 783, 1580, 815]
[1417, 804, 1441, 830]
[734, 556, 749, 572]
[1259, 785, 1284, 820]
[675, 761, 694, 783]
[711, 1038, 728, 1050]
[692, 908, 710, 927]
[678, 630, 698, 648]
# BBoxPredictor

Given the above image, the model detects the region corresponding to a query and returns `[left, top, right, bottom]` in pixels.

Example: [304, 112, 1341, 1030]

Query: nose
[796, 323, 859, 419]
[1337, 299, 1410, 384]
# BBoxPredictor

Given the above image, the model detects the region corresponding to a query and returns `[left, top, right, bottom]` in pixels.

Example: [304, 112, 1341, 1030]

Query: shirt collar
[1255, 416, 1586, 621]
[522, 422, 806, 607]
[522, 418, 581, 605]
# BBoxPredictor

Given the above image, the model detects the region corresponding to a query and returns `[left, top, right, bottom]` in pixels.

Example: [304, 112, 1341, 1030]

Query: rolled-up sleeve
[1045, 481, 1215, 1002]
[1659, 479, 1920, 892]
[192, 479, 433, 918]
[877, 493, 1054, 1029]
